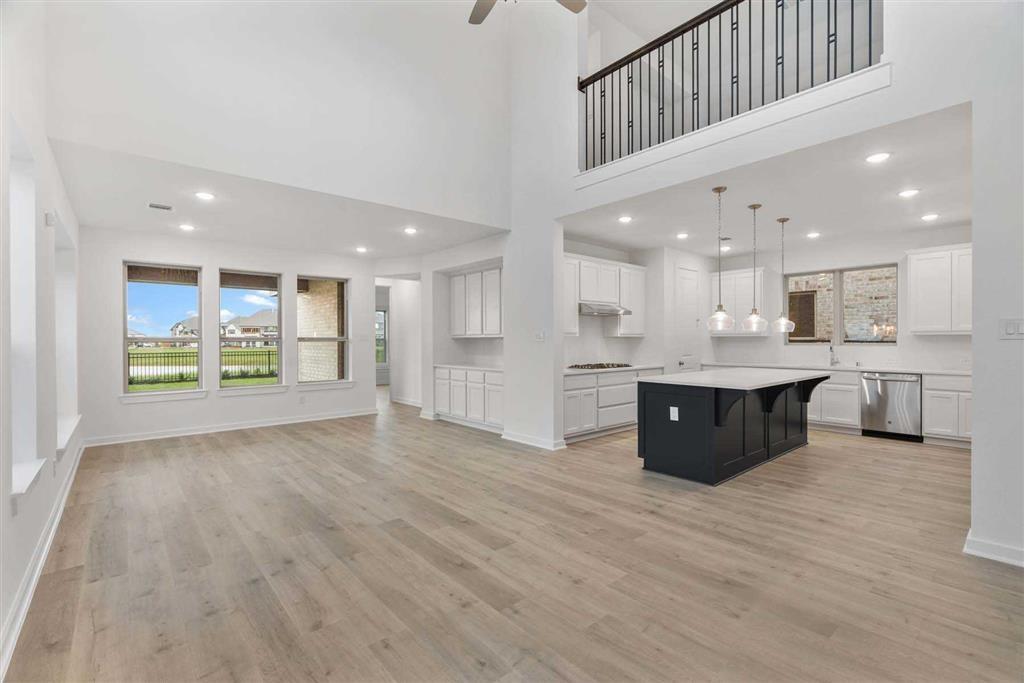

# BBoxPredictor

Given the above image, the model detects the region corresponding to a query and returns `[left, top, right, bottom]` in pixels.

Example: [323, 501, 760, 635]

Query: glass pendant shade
[742, 309, 769, 333]
[772, 314, 796, 333]
[708, 305, 735, 332]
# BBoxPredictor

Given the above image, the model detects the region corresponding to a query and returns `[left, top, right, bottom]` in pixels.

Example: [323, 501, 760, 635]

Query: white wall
[376, 278, 422, 407]
[45, 1, 511, 229]
[713, 224, 973, 371]
[78, 228, 377, 443]
[572, 1, 1022, 565]
[1, 1, 84, 675]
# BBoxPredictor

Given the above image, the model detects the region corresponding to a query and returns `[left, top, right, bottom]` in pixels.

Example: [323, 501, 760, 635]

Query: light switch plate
[1000, 318, 1024, 340]
[669, 406, 679, 421]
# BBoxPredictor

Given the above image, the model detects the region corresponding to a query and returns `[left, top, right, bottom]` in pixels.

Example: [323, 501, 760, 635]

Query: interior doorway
[375, 284, 390, 403]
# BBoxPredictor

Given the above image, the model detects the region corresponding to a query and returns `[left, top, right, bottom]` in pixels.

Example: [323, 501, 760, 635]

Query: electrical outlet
[669, 406, 679, 421]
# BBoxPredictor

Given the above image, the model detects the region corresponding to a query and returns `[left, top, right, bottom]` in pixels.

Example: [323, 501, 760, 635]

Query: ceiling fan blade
[468, 0, 498, 24]
[555, 0, 587, 13]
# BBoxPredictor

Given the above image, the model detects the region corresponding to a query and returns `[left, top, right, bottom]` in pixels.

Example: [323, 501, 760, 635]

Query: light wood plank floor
[7, 391, 1023, 682]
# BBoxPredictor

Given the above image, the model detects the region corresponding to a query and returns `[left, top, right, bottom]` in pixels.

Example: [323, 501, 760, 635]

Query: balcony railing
[579, 0, 882, 170]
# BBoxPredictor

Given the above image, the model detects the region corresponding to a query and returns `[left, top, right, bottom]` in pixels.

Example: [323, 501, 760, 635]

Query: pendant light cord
[752, 206, 757, 311]
[717, 191, 723, 307]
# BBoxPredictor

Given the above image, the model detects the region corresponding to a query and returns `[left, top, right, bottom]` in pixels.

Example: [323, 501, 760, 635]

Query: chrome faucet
[828, 344, 840, 367]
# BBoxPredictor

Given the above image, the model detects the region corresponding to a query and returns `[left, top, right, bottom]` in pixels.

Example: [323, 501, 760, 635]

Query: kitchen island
[637, 368, 830, 485]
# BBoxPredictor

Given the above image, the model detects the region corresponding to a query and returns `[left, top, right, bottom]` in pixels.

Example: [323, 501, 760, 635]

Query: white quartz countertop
[641, 368, 831, 391]
[435, 363, 503, 373]
[563, 363, 664, 376]
[702, 360, 971, 377]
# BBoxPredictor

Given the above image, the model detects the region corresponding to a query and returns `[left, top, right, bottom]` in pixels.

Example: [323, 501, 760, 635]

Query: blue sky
[126, 283, 278, 337]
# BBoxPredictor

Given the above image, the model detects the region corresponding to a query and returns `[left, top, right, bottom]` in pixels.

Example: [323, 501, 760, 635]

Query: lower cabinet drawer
[598, 402, 637, 428]
[598, 383, 636, 407]
[450, 369, 467, 381]
[466, 370, 485, 384]
[434, 367, 450, 379]
[485, 372, 503, 386]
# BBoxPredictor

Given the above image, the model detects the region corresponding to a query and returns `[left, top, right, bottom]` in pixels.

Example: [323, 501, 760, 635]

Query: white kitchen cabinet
[806, 390, 822, 421]
[579, 260, 619, 303]
[450, 379, 467, 418]
[908, 245, 971, 334]
[923, 389, 959, 437]
[450, 267, 502, 338]
[450, 275, 466, 336]
[957, 393, 972, 438]
[564, 388, 597, 434]
[482, 268, 501, 335]
[709, 268, 764, 334]
[467, 382, 485, 422]
[465, 271, 483, 336]
[435, 379, 451, 415]
[818, 384, 860, 427]
[606, 266, 645, 337]
[951, 247, 973, 332]
[564, 258, 580, 335]
[485, 385, 503, 427]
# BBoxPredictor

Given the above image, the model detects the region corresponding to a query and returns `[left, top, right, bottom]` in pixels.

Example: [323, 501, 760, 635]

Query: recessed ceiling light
[806, 231, 821, 239]
[356, 246, 368, 253]
[898, 189, 920, 199]
[921, 213, 939, 222]
[194, 191, 215, 201]
[403, 226, 417, 235]
[676, 232, 689, 240]
[179, 224, 195, 232]
[720, 244, 731, 252]
[618, 215, 632, 224]
[865, 152, 891, 164]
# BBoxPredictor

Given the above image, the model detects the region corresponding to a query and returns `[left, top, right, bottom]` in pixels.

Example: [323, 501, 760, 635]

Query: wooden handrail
[578, 0, 745, 91]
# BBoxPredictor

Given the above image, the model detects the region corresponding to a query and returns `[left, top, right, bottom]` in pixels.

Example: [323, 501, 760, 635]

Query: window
[785, 265, 897, 344]
[786, 272, 834, 343]
[124, 263, 201, 393]
[297, 277, 348, 382]
[842, 265, 897, 343]
[375, 310, 387, 365]
[220, 271, 280, 387]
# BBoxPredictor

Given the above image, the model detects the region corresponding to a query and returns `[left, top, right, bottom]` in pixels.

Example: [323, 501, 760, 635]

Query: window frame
[219, 269, 283, 387]
[784, 262, 899, 346]
[122, 261, 203, 395]
[296, 275, 350, 384]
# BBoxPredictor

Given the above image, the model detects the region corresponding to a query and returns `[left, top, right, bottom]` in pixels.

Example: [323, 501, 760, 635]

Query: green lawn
[128, 346, 279, 392]
[127, 380, 200, 393]
[220, 376, 280, 388]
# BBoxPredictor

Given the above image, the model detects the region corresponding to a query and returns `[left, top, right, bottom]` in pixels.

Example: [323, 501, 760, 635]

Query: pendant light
[706, 186, 735, 331]
[741, 203, 769, 333]
[772, 217, 797, 333]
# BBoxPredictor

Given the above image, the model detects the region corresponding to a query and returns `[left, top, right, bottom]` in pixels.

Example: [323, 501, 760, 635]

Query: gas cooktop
[567, 363, 633, 370]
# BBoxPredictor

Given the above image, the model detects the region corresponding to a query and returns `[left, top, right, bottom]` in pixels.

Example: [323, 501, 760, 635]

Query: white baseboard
[1, 437, 85, 680]
[438, 415, 503, 435]
[390, 396, 422, 408]
[963, 528, 1024, 567]
[924, 435, 971, 450]
[501, 430, 566, 451]
[83, 407, 379, 447]
[807, 422, 861, 436]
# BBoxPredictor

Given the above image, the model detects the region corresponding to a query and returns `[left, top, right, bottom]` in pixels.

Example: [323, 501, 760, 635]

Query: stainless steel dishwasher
[860, 372, 923, 440]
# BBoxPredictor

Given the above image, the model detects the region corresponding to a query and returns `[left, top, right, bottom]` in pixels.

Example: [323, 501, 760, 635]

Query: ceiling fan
[469, 0, 587, 25]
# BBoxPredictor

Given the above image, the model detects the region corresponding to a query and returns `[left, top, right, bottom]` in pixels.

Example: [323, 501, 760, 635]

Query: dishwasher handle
[861, 372, 920, 382]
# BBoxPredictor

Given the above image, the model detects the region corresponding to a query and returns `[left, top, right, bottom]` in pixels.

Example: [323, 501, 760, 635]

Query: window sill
[120, 389, 208, 404]
[297, 380, 355, 392]
[217, 384, 290, 397]
[11, 459, 46, 497]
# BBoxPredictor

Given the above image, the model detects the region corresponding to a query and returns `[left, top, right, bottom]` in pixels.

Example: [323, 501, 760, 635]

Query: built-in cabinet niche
[709, 267, 766, 336]
[450, 266, 502, 338]
[907, 244, 972, 334]
[564, 254, 645, 337]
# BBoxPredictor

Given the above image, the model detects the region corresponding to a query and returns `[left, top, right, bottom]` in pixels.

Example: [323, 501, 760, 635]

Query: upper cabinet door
[450, 274, 466, 336]
[733, 271, 754, 317]
[579, 260, 601, 302]
[564, 258, 580, 335]
[909, 251, 952, 332]
[465, 271, 483, 336]
[617, 267, 645, 336]
[950, 247, 972, 332]
[482, 268, 502, 335]
[597, 263, 620, 303]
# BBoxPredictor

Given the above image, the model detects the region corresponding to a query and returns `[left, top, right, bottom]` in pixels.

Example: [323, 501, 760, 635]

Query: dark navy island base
[637, 369, 831, 485]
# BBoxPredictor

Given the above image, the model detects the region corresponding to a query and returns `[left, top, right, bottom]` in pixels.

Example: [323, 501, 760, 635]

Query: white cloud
[127, 311, 151, 325]
[186, 310, 198, 317]
[242, 294, 276, 307]
[257, 290, 278, 297]
[220, 308, 235, 322]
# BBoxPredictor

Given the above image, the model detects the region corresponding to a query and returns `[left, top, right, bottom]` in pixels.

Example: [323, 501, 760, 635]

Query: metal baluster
[761, 0, 766, 106]
[730, 4, 739, 118]
[648, 51, 652, 148]
[868, 0, 873, 65]
[718, 14, 722, 124]
[692, 29, 699, 131]
[628, 63, 634, 154]
[748, 0, 753, 113]
[600, 77, 606, 166]
[775, 0, 784, 101]
[796, 0, 800, 93]
[707, 21, 711, 127]
[658, 45, 664, 143]
[812, 0, 815, 87]
[618, 68, 622, 159]
[584, 84, 588, 169]
[639, 57, 643, 149]
[671, 38, 676, 139]
[850, 0, 855, 75]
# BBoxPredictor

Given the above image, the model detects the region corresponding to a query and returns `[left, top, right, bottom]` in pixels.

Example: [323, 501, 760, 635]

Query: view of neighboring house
[169, 315, 199, 337]
[220, 309, 279, 347]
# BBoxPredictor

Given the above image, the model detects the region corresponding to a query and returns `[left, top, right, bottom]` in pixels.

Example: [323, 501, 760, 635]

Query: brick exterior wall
[297, 279, 346, 381]
[842, 266, 897, 342]
[788, 272, 834, 341]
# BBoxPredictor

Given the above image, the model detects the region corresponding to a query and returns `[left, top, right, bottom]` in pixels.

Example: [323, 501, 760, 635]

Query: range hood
[579, 302, 632, 316]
